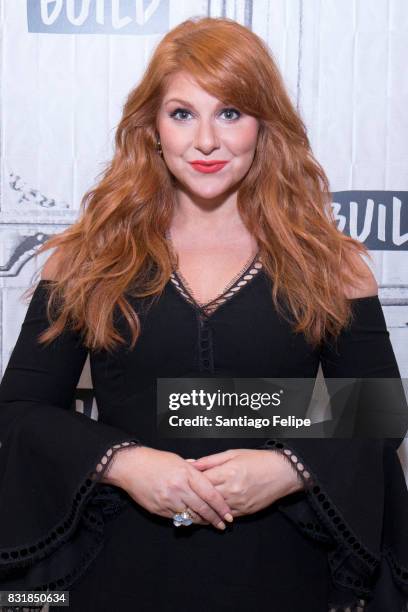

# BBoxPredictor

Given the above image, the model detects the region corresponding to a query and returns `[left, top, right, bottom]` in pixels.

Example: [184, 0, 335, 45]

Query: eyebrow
[164, 98, 224, 110]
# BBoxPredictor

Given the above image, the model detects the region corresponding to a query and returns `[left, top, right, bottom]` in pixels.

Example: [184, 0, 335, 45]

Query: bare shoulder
[41, 248, 64, 281]
[343, 252, 378, 299]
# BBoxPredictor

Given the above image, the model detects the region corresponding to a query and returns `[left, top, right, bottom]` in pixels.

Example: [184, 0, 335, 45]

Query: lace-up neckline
[166, 230, 263, 319]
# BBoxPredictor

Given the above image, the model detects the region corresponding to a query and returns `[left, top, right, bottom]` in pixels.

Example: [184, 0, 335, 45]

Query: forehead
[162, 72, 220, 105]
[163, 71, 198, 92]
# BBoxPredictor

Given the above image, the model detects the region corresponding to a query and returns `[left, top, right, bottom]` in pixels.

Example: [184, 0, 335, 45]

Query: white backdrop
[1, 0, 407, 482]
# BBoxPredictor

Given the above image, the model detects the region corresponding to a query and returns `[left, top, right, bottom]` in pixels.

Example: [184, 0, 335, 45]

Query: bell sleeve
[0, 280, 142, 599]
[258, 296, 408, 611]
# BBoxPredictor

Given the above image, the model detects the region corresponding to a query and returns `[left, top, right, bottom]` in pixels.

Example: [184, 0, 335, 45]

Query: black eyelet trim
[259, 438, 381, 609]
[260, 439, 380, 569]
[327, 598, 368, 612]
[197, 316, 214, 374]
[295, 518, 332, 544]
[384, 547, 408, 589]
[0, 526, 107, 609]
[0, 439, 141, 578]
[169, 254, 263, 376]
[169, 255, 263, 319]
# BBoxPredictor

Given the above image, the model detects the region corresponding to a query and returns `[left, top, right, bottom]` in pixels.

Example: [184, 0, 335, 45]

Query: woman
[0, 16, 407, 612]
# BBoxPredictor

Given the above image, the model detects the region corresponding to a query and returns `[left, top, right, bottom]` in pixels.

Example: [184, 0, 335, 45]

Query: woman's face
[156, 72, 260, 201]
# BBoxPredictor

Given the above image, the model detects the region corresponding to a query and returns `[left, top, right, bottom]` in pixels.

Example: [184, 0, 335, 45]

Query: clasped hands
[185, 448, 304, 521]
[109, 445, 305, 531]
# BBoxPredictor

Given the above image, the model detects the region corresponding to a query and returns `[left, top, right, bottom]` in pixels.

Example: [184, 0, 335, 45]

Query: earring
[156, 137, 163, 156]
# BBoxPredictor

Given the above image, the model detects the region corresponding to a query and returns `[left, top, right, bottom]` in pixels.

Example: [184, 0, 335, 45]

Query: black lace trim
[0, 439, 141, 588]
[169, 254, 263, 376]
[197, 315, 215, 374]
[293, 516, 332, 544]
[260, 439, 381, 610]
[385, 547, 408, 589]
[169, 253, 263, 319]
[269, 448, 333, 545]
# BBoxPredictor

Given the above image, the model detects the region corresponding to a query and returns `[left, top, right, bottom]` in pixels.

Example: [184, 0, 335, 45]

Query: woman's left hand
[187, 449, 305, 518]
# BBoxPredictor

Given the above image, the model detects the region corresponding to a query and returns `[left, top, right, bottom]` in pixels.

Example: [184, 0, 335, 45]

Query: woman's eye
[169, 108, 192, 121]
[221, 108, 241, 121]
[169, 108, 241, 122]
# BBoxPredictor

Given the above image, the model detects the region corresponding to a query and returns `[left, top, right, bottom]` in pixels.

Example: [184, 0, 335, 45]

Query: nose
[193, 118, 220, 153]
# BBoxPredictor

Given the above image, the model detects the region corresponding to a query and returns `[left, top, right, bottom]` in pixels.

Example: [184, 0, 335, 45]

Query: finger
[189, 470, 233, 526]
[193, 451, 233, 470]
[189, 462, 208, 470]
[176, 504, 209, 526]
[159, 505, 210, 525]
[182, 490, 227, 530]
[185, 458, 196, 462]
[198, 466, 226, 486]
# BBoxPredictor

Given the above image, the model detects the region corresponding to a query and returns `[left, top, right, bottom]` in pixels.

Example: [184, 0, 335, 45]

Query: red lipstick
[189, 160, 229, 174]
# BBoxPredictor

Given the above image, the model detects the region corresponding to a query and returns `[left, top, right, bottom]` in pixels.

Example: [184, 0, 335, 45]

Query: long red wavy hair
[26, 16, 370, 353]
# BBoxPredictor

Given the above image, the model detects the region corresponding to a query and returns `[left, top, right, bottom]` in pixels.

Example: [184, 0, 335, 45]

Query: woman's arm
[257, 258, 408, 610]
[0, 270, 141, 592]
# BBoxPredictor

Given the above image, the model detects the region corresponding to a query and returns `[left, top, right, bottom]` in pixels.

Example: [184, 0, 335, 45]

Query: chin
[177, 177, 226, 197]
[192, 188, 229, 200]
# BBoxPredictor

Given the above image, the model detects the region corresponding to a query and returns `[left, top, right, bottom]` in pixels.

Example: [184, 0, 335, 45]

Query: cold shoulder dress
[1, 252, 408, 612]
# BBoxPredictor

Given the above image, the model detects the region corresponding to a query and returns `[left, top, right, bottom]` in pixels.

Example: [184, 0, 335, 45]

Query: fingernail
[217, 521, 226, 530]
[224, 513, 233, 522]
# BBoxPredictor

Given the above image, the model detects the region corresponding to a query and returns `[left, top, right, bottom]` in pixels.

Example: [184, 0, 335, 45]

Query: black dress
[0, 252, 408, 612]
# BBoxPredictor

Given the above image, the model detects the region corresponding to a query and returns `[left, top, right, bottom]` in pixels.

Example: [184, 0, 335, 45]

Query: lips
[189, 161, 229, 174]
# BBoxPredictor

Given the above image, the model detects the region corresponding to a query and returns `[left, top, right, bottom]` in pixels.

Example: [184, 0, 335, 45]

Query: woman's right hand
[105, 446, 233, 530]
